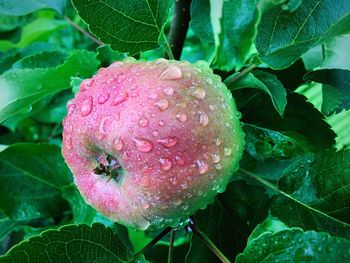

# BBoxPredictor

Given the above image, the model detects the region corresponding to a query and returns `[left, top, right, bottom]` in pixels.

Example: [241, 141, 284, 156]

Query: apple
[62, 58, 244, 230]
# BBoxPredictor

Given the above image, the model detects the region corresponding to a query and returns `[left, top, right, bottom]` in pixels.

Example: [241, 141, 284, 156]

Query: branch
[224, 64, 257, 86]
[167, 229, 176, 263]
[63, 16, 103, 46]
[165, 0, 192, 60]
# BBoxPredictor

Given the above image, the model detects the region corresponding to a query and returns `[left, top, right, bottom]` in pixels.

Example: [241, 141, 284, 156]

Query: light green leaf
[256, 0, 350, 69]
[0, 223, 133, 263]
[326, 109, 350, 151]
[0, 0, 66, 16]
[72, 0, 173, 55]
[237, 227, 350, 262]
[322, 34, 350, 70]
[226, 70, 287, 116]
[0, 18, 68, 52]
[0, 143, 72, 220]
[0, 50, 99, 124]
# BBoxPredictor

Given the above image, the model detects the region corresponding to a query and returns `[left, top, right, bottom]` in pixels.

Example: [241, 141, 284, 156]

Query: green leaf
[0, 18, 68, 52]
[96, 45, 127, 66]
[72, 0, 173, 55]
[237, 92, 336, 151]
[190, 0, 214, 43]
[265, 150, 350, 238]
[236, 227, 350, 262]
[256, 0, 350, 69]
[304, 69, 350, 112]
[301, 44, 324, 70]
[0, 50, 99, 124]
[0, 217, 16, 241]
[0, 0, 67, 16]
[326, 109, 350, 151]
[0, 223, 133, 263]
[0, 15, 22, 32]
[0, 143, 72, 220]
[226, 70, 287, 116]
[187, 180, 269, 261]
[243, 123, 306, 160]
[322, 34, 350, 70]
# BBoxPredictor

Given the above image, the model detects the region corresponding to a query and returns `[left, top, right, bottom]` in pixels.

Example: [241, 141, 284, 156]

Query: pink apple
[62, 58, 244, 230]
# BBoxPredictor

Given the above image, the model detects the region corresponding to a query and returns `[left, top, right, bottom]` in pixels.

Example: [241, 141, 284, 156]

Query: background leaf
[0, 0, 67, 16]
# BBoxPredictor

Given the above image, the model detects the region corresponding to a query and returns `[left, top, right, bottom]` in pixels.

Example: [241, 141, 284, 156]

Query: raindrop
[209, 104, 215, 110]
[224, 147, 232, 156]
[160, 158, 172, 171]
[199, 112, 209, 126]
[159, 65, 182, 80]
[138, 117, 149, 127]
[157, 137, 178, 148]
[158, 120, 165, 127]
[114, 137, 124, 151]
[134, 137, 153, 152]
[142, 202, 150, 210]
[155, 58, 169, 65]
[189, 87, 206, 99]
[97, 93, 110, 104]
[148, 93, 158, 99]
[67, 103, 76, 115]
[211, 153, 220, 163]
[176, 112, 187, 122]
[154, 98, 169, 111]
[163, 87, 174, 96]
[112, 92, 129, 106]
[180, 182, 188, 189]
[110, 61, 124, 68]
[81, 96, 93, 116]
[173, 198, 182, 205]
[152, 130, 159, 137]
[175, 156, 184, 166]
[236, 111, 242, 119]
[99, 117, 115, 134]
[197, 160, 209, 174]
[214, 138, 221, 146]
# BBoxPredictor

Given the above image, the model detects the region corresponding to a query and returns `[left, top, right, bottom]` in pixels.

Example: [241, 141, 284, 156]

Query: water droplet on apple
[189, 87, 206, 99]
[214, 138, 221, 146]
[155, 58, 169, 65]
[152, 130, 159, 137]
[211, 153, 220, 163]
[157, 137, 178, 148]
[199, 111, 209, 126]
[197, 160, 209, 174]
[175, 156, 184, 166]
[173, 198, 182, 205]
[134, 137, 153, 152]
[99, 117, 115, 134]
[160, 158, 172, 171]
[67, 103, 76, 115]
[176, 112, 187, 122]
[138, 117, 149, 127]
[97, 93, 110, 104]
[81, 96, 93, 116]
[110, 61, 124, 68]
[224, 147, 232, 156]
[112, 92, 129, 106]
[154, 98, 169, 111]
[148, 93, 158, 99]
[158, 120, 165, 127]
[159, 65, 182, 80]
[162, 87, 174, 96]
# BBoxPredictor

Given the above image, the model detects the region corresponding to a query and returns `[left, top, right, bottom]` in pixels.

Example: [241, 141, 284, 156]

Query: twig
[165, 0, 192, 60]
[187, 218, 231, 263]
[224, 64, 257, 86]
[134, 227, 172, 257]
[167, 229, 176, 263]
[63, 16, 103, 46]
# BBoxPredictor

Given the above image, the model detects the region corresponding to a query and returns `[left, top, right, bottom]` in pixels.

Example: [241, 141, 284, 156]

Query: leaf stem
[63, 15, 103, 46]
[167, 229, 176, 263]
[165, 0, 192, 60]
[134, 227, 172, 257]
[188, 219, 231, 263]
[224, 64, 257, 86]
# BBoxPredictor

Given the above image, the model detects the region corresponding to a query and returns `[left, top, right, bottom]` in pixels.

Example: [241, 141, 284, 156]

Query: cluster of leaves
[0, 0, 350, 262]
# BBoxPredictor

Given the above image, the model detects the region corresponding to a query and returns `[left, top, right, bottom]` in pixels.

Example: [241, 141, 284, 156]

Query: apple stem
[188, 218, 231, 263]
[134, 227, 172, 257]
[167, 229, 176, 263]
[165, 0, 192, 60]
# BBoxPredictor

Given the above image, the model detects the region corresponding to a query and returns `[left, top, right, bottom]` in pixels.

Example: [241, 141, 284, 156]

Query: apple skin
[62, 58, 244, 230]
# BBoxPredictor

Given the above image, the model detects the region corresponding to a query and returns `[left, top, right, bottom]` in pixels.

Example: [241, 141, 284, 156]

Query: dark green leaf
[238, 92, 336, 151]
[0, 15, 22, 32]
[190, 0, 213, 43]
[0, 223, 133, 263]
[256, 0, 350, 69]
[0, 50, 99, 123]
[72, 0, 173, 55]
[0, 0, 67, 16]
[0, 143, 72, 220]
[243, 123, 306, 160]
[226, 70, 287, 116]
[326, 109, 350, 151]
[267, 150, 350, 238]
[0, 217, 16, 242]
[236, 228, 350, 262]
[96, 45, 127, 66]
